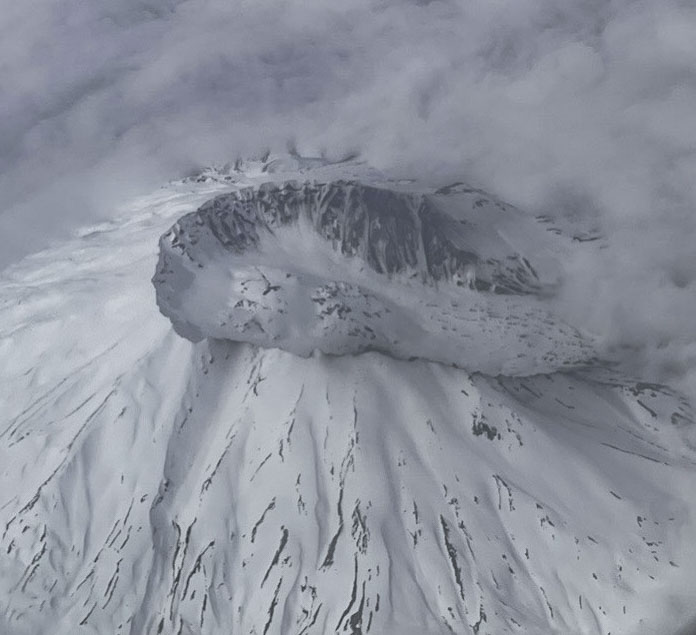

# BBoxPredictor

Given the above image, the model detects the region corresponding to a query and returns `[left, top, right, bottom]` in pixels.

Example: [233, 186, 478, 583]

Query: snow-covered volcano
[1, 157, 695, 635]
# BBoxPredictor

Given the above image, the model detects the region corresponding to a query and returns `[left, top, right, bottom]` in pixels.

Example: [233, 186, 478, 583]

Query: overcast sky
[1, 0, 696, 397]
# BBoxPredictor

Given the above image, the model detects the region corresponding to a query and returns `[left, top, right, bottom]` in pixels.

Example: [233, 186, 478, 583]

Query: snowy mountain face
[1, 157, 696, 635]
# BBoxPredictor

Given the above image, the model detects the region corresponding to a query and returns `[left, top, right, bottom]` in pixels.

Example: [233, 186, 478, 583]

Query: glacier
[1, 156, 695, 635]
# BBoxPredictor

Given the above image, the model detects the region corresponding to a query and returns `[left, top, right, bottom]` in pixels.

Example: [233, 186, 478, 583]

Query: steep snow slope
[1, 157, 695, 635]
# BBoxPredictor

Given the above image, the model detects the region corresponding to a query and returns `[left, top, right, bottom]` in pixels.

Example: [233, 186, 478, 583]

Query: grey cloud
[1, 0, 696, 403]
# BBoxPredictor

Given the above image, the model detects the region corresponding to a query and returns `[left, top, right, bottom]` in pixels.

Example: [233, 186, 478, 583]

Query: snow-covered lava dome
[153, 179, 596, 375]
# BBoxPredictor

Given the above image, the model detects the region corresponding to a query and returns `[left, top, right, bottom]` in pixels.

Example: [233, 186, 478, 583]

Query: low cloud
[2, 0, 696, 399]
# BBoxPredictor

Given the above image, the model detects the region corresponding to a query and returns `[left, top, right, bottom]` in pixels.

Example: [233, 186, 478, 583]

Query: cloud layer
[2, 0, 696, 396]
